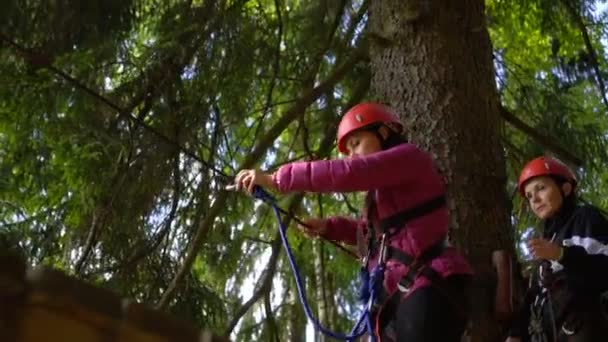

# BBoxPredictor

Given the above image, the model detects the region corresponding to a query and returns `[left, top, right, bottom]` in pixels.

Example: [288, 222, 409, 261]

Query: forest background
[2, 1, 608, 341]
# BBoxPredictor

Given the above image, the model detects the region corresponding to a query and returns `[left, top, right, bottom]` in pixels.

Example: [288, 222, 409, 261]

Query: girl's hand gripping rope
[230, 169, 276, 194]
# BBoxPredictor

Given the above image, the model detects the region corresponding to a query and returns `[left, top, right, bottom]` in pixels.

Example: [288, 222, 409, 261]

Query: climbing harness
[365, 194, 449, 296]
[363, 193, 469, 325]
[252, 186, 380, 341]
[528, 288, 551, 342]
[528, 234, 559, 342]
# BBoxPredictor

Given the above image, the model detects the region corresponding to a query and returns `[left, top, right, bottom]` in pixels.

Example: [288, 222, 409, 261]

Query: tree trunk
[369, 1, 512, 341]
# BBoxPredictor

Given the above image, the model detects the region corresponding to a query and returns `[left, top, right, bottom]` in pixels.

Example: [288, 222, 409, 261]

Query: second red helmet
[517, 156, 577, 196]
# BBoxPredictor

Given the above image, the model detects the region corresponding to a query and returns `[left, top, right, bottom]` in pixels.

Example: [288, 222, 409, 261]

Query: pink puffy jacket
[271, 143, 473, 296]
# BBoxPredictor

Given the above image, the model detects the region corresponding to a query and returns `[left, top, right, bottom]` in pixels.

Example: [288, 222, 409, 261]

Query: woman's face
[523, 176, 571, 220]
[344, 129, 383, 158]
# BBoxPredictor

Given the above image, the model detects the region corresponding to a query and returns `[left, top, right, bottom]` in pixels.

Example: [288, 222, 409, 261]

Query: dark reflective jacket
[509, 199, 608, 341]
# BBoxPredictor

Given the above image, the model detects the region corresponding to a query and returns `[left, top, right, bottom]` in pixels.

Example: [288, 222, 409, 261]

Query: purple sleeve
[321, 216, 363, 246]
[271, 144, 433, 193]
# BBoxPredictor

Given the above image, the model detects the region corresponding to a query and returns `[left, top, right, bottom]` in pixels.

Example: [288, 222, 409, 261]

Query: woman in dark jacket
[506, 156, 608, 342]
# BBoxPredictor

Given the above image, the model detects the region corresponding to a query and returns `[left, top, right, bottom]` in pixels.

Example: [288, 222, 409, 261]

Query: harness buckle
[361, 250, 370, 268]
[397, 283, 411, 293]
[397, 262, 421, 293]
[561, 325, 576, 336]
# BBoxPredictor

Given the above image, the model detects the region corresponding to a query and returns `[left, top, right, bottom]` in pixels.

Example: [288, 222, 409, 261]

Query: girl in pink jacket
[234, 102, 473, 341]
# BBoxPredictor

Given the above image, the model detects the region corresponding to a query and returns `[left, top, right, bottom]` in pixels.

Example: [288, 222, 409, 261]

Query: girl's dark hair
[550, 175, 577, 201]
[381, 128, 408, 150]
[363, 123, 408, 150]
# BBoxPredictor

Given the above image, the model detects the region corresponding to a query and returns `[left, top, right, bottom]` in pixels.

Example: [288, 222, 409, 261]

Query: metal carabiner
[378, 233, 388, 264]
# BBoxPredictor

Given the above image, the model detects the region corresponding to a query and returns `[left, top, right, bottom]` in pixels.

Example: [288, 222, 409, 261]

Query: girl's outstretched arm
[272, 143, 436, 193]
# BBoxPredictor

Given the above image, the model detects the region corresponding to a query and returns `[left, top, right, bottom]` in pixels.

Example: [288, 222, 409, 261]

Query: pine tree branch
[342, 0, 370, 49]
[560, 0, 608, 111]
[241, 45, 365, 170]
[155, 48, 363, 309]
[499, 105, 583, 167]
[251, 0, 284, 143]
[74, 167, 130, 274]
[223, 191, 304, 336]
[86, 152, 182, 276]
[264, 290, 281, 342]
[224, 232, 282, 335]
[219, 65, 370, 334]
[74, 209, 104, 274]
[0, 32, 230, 180]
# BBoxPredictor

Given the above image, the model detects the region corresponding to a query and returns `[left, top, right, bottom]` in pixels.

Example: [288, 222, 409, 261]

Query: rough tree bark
[369, 1, 512, 341]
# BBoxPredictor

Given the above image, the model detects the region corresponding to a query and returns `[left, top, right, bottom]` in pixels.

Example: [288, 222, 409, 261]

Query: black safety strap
[385, 239, 446, 291]
[378, 195, 446, 234]
[384, 239, 470, 321]
[367, 194, 446, 258]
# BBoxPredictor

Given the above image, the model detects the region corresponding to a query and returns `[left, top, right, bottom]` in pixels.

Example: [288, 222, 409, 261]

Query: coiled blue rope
[252, 186, 382, 341]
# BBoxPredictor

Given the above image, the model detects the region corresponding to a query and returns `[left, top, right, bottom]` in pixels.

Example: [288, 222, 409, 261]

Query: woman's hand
[234, 169, 276, 194]
[298, 218, 328, 238]
[527, 238, 563, 261]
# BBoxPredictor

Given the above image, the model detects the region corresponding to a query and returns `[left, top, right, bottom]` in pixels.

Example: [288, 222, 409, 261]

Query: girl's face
[523, 176, 571, 220]
[344, 129, 383, 158]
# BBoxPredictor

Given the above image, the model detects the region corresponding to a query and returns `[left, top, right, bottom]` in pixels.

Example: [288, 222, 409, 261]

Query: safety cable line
[0, 32, 231, 181]
[1, 32, 357, 258]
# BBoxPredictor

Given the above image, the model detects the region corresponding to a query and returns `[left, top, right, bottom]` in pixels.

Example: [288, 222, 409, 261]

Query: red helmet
[517, 156, 577, 196]
[336, 102, 402, 154]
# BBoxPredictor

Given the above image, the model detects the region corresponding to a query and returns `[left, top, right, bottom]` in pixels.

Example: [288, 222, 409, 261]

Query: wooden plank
[0, 254, 230, 342]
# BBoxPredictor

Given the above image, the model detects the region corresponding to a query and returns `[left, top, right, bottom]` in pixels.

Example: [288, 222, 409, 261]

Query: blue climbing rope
[252, 186, 382, 341]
